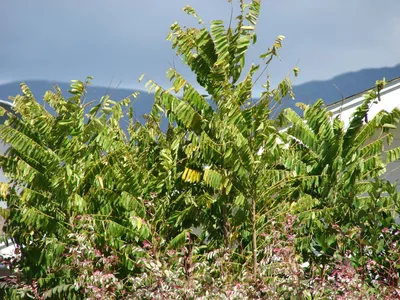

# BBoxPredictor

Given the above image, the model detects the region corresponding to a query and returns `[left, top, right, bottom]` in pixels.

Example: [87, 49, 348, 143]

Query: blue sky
[1, 0, 399, 95]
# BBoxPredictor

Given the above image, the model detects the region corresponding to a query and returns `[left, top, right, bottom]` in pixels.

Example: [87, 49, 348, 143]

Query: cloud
[1, 0, 399, 92]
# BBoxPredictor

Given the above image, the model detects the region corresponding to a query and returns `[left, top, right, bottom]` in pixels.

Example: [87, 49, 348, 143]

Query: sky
[1, 0, 400, 95]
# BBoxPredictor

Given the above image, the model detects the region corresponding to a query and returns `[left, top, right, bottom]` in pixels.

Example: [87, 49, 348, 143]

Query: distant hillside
[1, 64, 400, 118]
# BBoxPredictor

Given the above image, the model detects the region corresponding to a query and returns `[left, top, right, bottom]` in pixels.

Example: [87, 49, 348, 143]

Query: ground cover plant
[1, 0, 400, 298]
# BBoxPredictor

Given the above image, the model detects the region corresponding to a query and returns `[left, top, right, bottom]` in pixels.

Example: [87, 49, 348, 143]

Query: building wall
[384, 133, 400, 185]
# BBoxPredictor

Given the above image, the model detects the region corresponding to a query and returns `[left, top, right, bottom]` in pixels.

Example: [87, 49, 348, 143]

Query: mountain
[1, 64, 400, 118]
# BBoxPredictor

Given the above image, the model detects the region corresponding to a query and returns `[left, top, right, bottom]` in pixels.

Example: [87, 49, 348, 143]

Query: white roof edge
[0, 100, 13, 107]
[327, 77, 400, 114]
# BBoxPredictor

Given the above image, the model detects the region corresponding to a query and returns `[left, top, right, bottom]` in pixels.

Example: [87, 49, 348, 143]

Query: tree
[144, 0, 297, 279]
[0, 78, 164, 297]
[279, 80, 400, 279]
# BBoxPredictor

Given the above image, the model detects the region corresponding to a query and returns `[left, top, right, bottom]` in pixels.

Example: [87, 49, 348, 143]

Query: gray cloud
[1, 0, 399, 94]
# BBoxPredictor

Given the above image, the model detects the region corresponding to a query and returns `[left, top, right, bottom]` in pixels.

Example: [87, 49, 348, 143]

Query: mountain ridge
[1, 64, 400, 117]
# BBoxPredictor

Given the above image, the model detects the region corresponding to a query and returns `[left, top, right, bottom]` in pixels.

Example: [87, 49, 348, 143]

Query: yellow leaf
[0, 182, 8, 198]
[182, 167, 202, 183]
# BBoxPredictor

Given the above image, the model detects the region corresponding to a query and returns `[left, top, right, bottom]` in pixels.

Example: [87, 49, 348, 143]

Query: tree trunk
[222, 203, 230, 249]
[252, 197, 257, 280]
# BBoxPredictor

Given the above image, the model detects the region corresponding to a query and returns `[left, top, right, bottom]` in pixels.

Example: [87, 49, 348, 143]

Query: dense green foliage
[279, 90, 400, 277]
[1, 0, 400, 298]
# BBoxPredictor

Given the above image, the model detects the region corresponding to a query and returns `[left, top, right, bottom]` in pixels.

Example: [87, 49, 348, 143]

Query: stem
[185, 234, 193, 290]
[252, 197, 258, 280]
[222, 203, 230, 249]
[220, 189, 231, 250]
